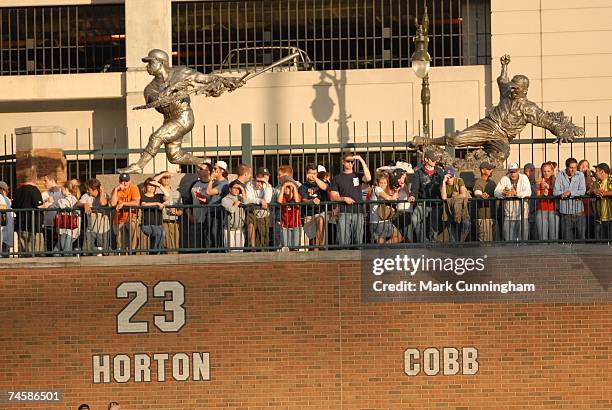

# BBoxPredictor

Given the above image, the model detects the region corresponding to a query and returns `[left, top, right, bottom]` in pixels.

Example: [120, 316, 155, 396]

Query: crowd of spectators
[0, 151, 611, 256]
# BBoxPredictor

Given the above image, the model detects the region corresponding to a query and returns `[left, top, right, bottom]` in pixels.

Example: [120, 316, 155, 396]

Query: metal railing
[1, 196, 609, 257]
[2, 117, 612, 195]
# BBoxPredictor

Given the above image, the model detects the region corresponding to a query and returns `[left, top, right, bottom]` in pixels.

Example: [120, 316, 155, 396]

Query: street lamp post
[411, 5, 432, 139]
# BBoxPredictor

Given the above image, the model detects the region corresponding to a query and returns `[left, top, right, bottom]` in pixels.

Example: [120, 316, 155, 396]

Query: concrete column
[124, 0, 178, 173]
[15, 126, 68, 191]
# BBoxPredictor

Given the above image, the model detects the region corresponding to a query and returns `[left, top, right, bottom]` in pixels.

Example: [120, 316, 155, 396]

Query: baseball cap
[508, 162, 520, 172]
[0, 181, 8, 191]
[214, 160, 228, 171]
[317, 165, 327, 173]
[119, 173, 131, 182]
[257, 167, 271, 176]
[595, 163, 610, 173]
[523, 163, 535, 171]
[479, 161, 495, 170]
[443, 166, 455, 177]
[141, 49, 169, 63]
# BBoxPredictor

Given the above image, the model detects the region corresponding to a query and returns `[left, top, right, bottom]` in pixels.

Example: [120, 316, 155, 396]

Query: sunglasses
[345, 160, 354, 164]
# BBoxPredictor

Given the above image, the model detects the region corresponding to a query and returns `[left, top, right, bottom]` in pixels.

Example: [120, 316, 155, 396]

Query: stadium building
[1, 0, 611, 177]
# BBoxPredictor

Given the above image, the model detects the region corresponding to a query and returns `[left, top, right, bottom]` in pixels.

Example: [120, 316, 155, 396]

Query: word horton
[93, 281, 211, 383]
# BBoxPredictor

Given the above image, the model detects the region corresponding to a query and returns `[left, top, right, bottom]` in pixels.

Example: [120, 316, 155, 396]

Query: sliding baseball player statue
[410, 54, 584, 164]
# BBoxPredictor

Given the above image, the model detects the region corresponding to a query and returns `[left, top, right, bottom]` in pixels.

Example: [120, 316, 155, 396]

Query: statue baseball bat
[133, 51, 301, 110]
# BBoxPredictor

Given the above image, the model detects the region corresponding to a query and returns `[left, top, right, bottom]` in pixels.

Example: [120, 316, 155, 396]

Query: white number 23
[116, 281, 186, 334]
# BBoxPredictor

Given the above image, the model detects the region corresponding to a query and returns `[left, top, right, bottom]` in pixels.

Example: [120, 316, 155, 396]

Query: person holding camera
[440, 166, 471, 242]
[369, 172, 403, 244]
[494, 162, 532, 241]
[277, 178, 303, 250]
[221, 180, 246, 251]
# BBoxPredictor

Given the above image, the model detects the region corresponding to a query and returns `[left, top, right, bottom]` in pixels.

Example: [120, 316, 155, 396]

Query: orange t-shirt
[114, 184, 141, 224]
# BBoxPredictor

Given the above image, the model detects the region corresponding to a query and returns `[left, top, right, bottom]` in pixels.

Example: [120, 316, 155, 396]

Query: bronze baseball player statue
[120, 48, 299, 173]
[410, 54, 584, 164]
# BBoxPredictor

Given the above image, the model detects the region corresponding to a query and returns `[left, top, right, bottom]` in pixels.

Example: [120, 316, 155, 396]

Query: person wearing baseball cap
[474, 161, 497, 241]
[110, 172, 141, 252]
[590, 162, 612, 239]
[494, 161, 532, 241]
[440, 165, 470, 242]
[0, 180, 14, 255]
[411, 148, 444, 242]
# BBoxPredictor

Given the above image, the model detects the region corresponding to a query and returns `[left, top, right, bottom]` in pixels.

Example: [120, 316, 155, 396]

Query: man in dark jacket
[410, 149, 444, 242]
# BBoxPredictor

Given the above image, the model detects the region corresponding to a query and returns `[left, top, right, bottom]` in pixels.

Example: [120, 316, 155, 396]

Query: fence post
[241, 123, 253, 167]
[444, 118, 455, 159]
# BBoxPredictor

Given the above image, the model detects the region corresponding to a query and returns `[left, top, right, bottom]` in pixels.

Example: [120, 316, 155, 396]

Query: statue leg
[165, 138, 204, 166]
[118, 126, 169, 173]
[483, 138, 511, 163]
[409, 135, 447, 148]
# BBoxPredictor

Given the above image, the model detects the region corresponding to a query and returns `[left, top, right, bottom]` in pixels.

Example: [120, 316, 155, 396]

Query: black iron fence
[1, 118, 612, 194]
[1, 196, 610, 257]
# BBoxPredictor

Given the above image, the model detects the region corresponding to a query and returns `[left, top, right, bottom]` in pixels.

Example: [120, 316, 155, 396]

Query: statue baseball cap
[142, 49, 169, 63]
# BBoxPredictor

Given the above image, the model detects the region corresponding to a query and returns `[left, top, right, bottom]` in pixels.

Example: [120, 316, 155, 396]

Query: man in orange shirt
[110, 173, 141, 252]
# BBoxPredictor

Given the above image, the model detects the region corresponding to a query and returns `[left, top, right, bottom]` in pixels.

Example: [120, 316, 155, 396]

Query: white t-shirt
[0, 195, 14, 247]
[79, 193, 111, 233]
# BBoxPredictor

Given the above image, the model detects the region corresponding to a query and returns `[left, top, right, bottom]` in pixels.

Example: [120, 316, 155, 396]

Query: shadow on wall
[311, 71, 351, 146]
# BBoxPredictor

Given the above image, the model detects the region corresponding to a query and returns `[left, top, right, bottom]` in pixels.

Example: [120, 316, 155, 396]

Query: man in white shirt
[494, 162, 532, 241]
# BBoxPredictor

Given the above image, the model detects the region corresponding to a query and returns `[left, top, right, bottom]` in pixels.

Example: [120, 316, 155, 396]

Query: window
[0, 4, 125, 76]
[172, 0, 491, 73]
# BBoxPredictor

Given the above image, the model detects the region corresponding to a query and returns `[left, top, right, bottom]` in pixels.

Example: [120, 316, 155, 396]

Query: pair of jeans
[281, 227, 302, 249]
[535, 211, 559, 241]
[447, 219, 471, 242]
[560, 214, 586, 241]
[141, 224, 165, 252]
[337, 212, 364, 246]
[595, 221, 612, 240]
[411, 203, 441, 242]
[503, 219, 528, 241]
[84, 231, 110, 253]
[53, 233, 75, 253]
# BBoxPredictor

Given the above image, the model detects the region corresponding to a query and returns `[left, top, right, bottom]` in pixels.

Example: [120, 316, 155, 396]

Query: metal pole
[422, 74, 430, 138]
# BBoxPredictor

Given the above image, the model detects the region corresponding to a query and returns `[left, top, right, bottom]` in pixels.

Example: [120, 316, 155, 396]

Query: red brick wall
[0, 252, 610, 409]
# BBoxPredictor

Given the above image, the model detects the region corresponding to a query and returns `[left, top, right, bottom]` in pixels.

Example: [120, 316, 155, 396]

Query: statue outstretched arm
[165, 71, 243, 98]
[497, 54, 511, 95]
[523, 101, 585, 143]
